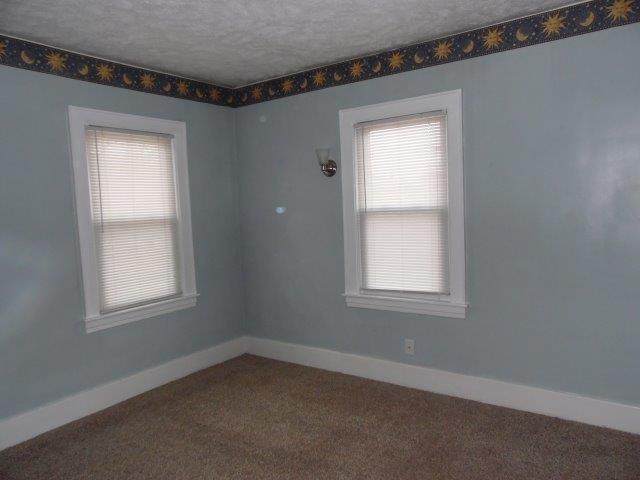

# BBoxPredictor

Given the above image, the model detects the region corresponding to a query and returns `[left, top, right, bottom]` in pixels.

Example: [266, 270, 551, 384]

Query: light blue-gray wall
[0, 67, 244, 418]
[2, 23, 639, 420]
[236, 24, 640, 405]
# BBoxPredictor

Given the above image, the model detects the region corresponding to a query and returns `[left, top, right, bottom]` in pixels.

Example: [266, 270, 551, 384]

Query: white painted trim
[245, 337, 640, 435]
[338, 90, 466, 318]
[85, 294, 198, 333]
[67, 106, 197, 333]
[345, 293, 466, 317]
[0, 337, 246, 451]
[4, 335, 637, 452]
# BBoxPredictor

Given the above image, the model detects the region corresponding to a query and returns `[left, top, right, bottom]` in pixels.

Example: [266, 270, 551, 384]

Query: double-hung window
[69, 107, 197, 332]
[339, 90, 466, 317]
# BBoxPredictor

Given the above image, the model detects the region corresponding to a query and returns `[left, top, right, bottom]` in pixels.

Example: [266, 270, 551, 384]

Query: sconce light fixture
[315, 148, 337, 177]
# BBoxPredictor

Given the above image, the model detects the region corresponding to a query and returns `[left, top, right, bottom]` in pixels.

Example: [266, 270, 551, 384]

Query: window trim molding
[68, 106, 197, 333]
[339, 90, 466, 318]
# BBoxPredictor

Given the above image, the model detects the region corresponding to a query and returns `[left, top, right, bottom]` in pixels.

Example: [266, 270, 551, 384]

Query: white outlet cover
[404, 339, 415, 355]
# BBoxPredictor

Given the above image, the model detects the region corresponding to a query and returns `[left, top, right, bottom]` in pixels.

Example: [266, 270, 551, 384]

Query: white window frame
[339, 90, 466, 318]
[68, 106, 197, 333]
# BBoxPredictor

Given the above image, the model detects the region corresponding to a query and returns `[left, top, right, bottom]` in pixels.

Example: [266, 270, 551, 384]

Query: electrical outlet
[404, 338, 415, 355]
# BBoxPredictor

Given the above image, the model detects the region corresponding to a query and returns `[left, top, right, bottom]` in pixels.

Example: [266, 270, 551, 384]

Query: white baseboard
[245, 336, 640, 435]
[0, 336, 247, 451]
[3, 334, 638, 452]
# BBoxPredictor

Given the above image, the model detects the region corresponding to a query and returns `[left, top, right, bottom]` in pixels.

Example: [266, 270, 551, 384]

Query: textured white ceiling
[1, 0, 572, 87]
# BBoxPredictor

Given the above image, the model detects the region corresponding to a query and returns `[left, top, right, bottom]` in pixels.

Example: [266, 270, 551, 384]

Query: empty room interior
[1, 0, 640, 478]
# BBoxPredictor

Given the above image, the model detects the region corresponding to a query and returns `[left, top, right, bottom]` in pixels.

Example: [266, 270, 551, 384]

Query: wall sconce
[315, 148, 337, 177]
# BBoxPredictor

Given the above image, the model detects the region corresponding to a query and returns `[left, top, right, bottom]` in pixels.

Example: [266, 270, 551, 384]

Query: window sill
[344, 293, 466, 318]
[85, 293, 198, 333]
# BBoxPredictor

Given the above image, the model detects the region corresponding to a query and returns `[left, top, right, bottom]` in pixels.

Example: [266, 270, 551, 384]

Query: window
[339, 90, 466, 317]
[69, 107, 197, 332]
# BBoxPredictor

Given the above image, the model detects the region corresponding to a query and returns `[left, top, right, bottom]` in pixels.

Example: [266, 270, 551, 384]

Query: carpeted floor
[1, 355, 639, 479]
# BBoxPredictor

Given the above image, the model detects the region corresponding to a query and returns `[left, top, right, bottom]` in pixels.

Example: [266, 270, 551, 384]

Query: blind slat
[86, 127, 181, 313]
[356, 114, 450, 294]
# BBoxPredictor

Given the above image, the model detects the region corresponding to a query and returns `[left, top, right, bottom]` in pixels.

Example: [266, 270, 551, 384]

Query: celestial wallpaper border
[0, 0, 638, 108]
[235, 0, 638, 106]
[0, 35, 235, 106]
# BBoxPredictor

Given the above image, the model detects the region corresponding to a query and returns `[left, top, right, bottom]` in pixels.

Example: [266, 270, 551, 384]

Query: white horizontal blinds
[85, 127, 181, 313]
[356, 112, 450, 294]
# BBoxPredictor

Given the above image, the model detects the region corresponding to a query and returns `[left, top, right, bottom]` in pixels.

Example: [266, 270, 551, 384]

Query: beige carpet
[1, 354, 638, 479]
